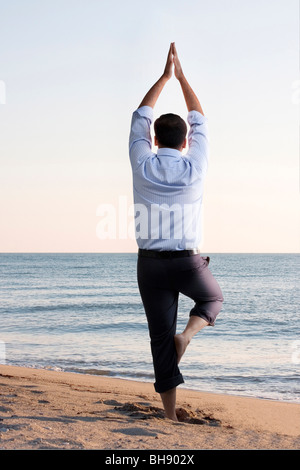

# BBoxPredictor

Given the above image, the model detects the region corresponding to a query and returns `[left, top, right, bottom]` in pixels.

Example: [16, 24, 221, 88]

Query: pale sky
[0, 0, 299, 253]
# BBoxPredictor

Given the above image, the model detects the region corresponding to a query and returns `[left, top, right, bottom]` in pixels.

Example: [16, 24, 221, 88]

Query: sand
[0, 364, 299, 450]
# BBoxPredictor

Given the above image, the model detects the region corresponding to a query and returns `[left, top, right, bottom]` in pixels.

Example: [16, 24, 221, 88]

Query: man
[129, 43, 223, 421]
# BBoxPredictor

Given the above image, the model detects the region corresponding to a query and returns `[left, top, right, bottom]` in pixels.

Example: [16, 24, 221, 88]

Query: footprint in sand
[112, 427, 160, 437]
[103, 399, 123, 406]
[113, 402, 222, 426]
[114, 402, 165, 420]
[176, 407, 221, 426]
[0, 405, 13, 413]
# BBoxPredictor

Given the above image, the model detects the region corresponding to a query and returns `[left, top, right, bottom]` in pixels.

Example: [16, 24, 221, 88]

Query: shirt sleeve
[129, 105, 154, 171]
[185, 110, 209, 174]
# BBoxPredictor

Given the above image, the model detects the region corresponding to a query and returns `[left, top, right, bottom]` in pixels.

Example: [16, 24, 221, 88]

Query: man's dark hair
[154, 113, 187, 149]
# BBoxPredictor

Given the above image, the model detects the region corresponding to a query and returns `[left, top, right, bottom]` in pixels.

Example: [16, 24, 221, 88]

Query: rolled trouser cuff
[154, 373, 184, 393]
[189, 302, 223, 326]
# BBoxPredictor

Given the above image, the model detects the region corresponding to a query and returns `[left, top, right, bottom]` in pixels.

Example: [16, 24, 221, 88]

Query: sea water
[0, 253, 299, 402]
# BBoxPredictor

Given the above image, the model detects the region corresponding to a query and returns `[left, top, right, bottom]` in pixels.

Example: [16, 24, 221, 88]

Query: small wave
[64, 367, 112, 376]
[1, 301, 142, 315]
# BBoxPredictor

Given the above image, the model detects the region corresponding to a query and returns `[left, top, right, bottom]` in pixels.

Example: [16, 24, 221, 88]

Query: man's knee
[190, 297, 223, 326]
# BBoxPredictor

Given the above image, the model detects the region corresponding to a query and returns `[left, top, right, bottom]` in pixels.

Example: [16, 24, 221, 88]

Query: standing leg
[137, 256, 184, 419]
[160, 387, 178, 421]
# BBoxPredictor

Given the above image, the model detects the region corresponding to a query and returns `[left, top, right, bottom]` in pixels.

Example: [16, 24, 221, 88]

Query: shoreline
[4, 363, 299, 405]
[0, 364, 299, 450]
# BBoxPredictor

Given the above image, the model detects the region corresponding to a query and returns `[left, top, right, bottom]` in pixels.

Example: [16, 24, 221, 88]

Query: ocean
[0, 253, 299, 403]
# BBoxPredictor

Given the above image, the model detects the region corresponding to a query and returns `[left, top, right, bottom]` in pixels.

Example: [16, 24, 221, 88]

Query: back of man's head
[154, 113, 187, 150]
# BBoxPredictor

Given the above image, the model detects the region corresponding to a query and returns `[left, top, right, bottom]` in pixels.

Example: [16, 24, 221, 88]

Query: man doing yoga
[129, 43, 223, 421]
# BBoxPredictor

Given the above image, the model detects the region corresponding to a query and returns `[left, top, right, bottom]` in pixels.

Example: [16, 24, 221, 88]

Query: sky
[0, 0, 299, 253]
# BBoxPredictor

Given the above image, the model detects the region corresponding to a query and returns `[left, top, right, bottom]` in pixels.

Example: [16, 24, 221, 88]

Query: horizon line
[0, 252, 299, 255]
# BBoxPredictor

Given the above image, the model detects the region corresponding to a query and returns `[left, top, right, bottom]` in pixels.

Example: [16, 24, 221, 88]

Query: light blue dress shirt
[129, 105, 209, 251]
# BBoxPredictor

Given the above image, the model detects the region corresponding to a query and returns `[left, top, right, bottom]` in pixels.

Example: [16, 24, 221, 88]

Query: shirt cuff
[187, 110, 207, 126]
[136, 105, 154, 122]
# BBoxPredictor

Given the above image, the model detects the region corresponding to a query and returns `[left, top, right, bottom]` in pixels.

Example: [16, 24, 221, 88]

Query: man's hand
[172, 42, 204, 115]
[172, 43, 184, 80]
[138, 43, 173, 108]
[163, 43, 174, 80]
[137, 42, 203, 114]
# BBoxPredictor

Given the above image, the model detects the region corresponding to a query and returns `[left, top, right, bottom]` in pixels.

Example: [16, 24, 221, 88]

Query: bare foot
[174, 334, 189, 364]
[165, 413, 178, 422]
[160, 387, 178, 421]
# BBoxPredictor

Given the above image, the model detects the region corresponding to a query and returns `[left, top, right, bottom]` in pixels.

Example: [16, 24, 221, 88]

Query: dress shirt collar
[157, 148, 182, 159]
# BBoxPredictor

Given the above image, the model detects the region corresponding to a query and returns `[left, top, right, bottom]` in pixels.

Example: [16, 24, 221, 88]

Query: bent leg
[174, 317, 208, 364]
[179, 256, 224, 325]
[174, 255, 224, 362]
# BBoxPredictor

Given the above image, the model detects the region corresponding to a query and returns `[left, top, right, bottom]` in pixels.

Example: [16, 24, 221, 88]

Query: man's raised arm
[138, 43, 173, 109]
[172, 43, 204, 116]
[172, 43, 208, 171]
[129, 44, 174, 170]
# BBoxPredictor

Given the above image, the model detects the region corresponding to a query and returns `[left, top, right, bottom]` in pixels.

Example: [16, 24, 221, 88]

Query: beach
[0, 365, 299, 450]
[1, 253, 299, 405]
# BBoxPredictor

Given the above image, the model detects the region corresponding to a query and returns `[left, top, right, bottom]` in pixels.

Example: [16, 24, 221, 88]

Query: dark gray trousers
[137, 252, 224, 393]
